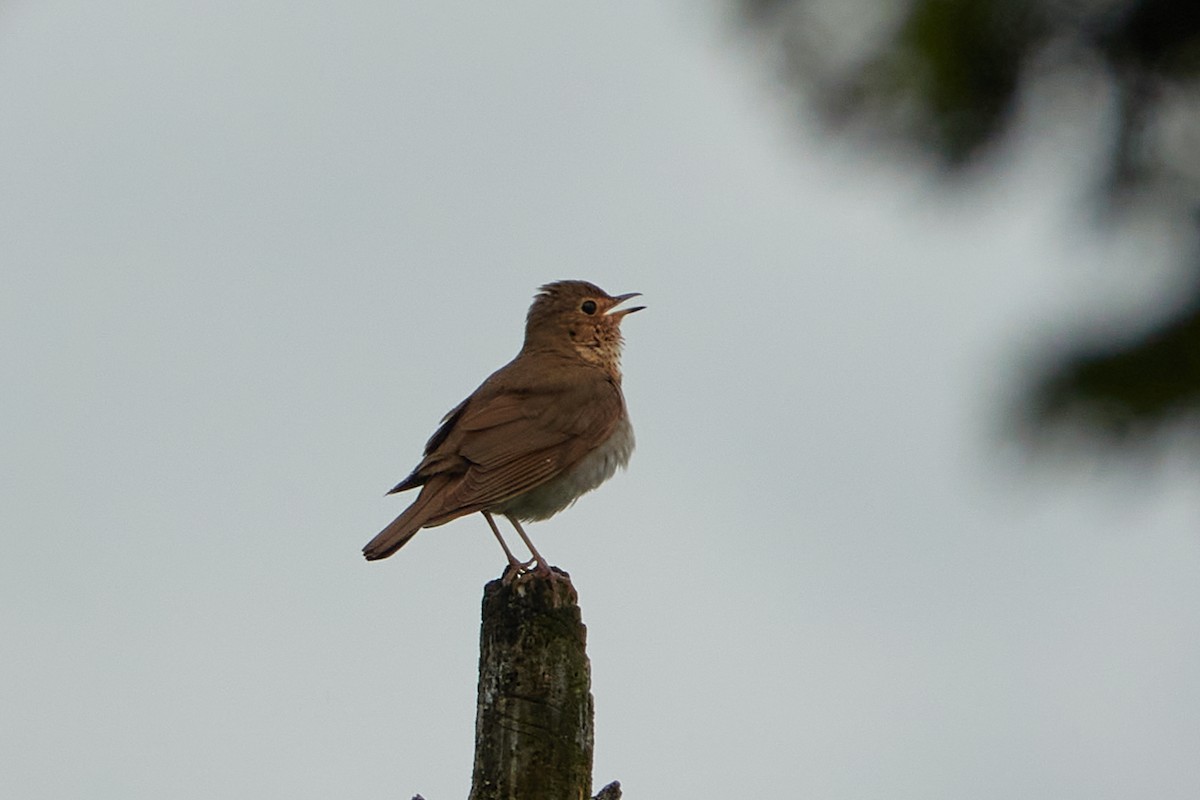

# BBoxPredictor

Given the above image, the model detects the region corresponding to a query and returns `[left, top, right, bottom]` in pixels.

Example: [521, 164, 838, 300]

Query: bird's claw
[501, 558, 535, 584]
[501, 559, 564, 585]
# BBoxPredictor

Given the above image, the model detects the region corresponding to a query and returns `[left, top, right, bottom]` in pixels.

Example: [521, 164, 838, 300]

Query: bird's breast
[496, 416, 635, 522]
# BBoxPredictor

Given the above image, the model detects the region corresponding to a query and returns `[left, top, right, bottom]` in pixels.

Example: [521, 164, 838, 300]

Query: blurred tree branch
[736, 0, 1200, 448]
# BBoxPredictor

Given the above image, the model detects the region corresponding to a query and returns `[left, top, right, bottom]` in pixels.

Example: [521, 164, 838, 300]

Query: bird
[363, 280, 643, 576]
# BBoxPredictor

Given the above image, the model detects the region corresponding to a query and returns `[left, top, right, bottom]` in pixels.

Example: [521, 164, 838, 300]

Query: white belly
[497, 416, 635, 522]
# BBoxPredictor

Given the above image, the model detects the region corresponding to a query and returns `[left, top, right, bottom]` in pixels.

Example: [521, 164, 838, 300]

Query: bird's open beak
[607, 292, 645, 318]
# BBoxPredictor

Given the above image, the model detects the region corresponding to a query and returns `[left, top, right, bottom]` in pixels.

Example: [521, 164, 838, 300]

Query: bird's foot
[502, 559, 570, 586]
[501, 557, 538, 584]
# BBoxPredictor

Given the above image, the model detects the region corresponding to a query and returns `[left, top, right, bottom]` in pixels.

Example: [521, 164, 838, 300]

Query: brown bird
[363, 280, 643, 575]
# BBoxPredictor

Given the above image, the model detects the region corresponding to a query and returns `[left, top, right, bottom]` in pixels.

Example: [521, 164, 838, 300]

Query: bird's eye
[581, 300, 597, 315]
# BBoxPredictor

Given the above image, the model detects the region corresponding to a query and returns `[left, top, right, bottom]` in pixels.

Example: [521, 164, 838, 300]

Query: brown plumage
[363, 280, 643, 573]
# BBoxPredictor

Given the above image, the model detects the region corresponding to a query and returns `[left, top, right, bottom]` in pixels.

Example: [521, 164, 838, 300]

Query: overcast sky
[4, 2, 1200, 799]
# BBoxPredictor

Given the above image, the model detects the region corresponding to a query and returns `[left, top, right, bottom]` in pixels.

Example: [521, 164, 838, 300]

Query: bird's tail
[363, 487, 440, 561]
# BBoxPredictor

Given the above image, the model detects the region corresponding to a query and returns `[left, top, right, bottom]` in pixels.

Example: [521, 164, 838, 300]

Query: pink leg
[482, 511, 534, 580]
[506, 516, 553, 577]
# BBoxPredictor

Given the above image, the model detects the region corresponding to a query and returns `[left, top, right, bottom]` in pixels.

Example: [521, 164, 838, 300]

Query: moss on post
[468, 571, 594, 800]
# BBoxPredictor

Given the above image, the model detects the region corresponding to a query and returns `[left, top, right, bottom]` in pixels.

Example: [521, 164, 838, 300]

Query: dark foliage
[738, 0, 1200, 447]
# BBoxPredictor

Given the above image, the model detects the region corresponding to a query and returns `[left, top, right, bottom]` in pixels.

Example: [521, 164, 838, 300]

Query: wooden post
[468, 570, 597, 800]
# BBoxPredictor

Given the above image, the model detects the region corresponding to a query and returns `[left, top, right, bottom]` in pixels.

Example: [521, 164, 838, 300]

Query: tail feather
[364, 476, 480, 562]
[363, 491, 437, 560]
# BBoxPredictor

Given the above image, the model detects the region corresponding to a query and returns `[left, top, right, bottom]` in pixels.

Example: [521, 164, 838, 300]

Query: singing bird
[363, 280, 643, 575]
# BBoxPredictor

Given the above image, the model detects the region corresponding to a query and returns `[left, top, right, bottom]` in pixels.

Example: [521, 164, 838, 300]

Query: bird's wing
[411, 371, 623, 523]
[384, 395, 472, 494]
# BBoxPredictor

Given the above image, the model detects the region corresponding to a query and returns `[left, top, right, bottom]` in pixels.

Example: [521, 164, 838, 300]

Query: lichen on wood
[468, 570, 595, 800]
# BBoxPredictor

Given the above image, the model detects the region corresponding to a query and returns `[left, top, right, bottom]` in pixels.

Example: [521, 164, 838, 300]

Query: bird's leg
[505, 516, 554, 577]
[482, 511, 535, 580]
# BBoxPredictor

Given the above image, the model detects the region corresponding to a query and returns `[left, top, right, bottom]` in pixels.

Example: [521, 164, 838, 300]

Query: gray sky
[3, 2, 1200, 798]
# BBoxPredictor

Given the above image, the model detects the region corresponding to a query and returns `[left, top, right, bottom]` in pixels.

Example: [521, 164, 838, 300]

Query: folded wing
[363, 366, 622, 560]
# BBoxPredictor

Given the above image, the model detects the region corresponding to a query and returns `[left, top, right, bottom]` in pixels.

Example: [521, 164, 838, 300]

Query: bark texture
[468, 570, 594, 800]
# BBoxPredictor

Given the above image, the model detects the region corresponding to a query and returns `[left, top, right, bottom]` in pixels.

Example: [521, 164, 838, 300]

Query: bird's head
[523, 280, 644, 373]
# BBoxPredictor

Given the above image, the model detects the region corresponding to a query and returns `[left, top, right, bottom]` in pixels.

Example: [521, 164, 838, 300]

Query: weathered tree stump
[468, 570, 596, 800]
